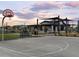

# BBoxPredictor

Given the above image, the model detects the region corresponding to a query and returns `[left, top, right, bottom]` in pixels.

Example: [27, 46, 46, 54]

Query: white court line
[40, 41, 70, 56]
[0, 41, 68, 57]
[21, 44, 61, 52]
[0, 37, 70, 57]
[0, 46, 29, 56]
[0, 45, 61, 57]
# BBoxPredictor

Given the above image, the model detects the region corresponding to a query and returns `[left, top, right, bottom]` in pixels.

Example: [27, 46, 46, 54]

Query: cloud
[37, 12, 58, 18]
[0, 10, 3, 14]
[16, 2, 79, 20]
[15, 7, 37, 19]
[65, 2, 79, 8]
[31, 2, 60, 12]
[8, 16, 37, 26]
[67, 11, 79, 15]
[16, 10, 58, 20]
[16, 12, 36, 19]
[0, 15, 37, 26]
[19, 7, 33, 14]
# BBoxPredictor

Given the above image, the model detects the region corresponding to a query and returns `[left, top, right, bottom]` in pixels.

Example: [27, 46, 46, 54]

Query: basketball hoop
[2, 9, 14, 41]
[3, 9, 14, 17]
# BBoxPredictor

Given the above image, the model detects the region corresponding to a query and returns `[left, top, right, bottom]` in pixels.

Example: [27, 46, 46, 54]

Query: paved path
[0, 36, 79, 57]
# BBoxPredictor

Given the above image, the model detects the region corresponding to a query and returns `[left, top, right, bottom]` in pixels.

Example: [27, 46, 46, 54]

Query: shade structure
[40, 16, 74, 36]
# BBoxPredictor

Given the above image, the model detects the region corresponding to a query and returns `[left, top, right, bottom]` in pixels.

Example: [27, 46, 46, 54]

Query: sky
[0, 1, 79, 26]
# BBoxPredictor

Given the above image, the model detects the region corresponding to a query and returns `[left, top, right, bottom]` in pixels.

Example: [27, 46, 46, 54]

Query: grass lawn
[0, 33, 20, 40]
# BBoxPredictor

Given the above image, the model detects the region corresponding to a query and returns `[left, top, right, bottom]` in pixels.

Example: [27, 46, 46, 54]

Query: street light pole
[2, 16, 6, 41]
[37, 19, 39, 35]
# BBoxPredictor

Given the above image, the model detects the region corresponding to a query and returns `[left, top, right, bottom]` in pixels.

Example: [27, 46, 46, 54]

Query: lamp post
[37, 19, 39, 35]
[2, 9, 14, 41]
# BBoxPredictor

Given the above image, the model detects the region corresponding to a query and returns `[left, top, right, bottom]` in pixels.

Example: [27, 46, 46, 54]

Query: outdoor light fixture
[2, 9, 14, 41]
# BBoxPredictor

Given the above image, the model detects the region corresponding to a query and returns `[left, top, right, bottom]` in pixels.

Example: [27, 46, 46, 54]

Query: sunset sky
[0, 1, 79, 26]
